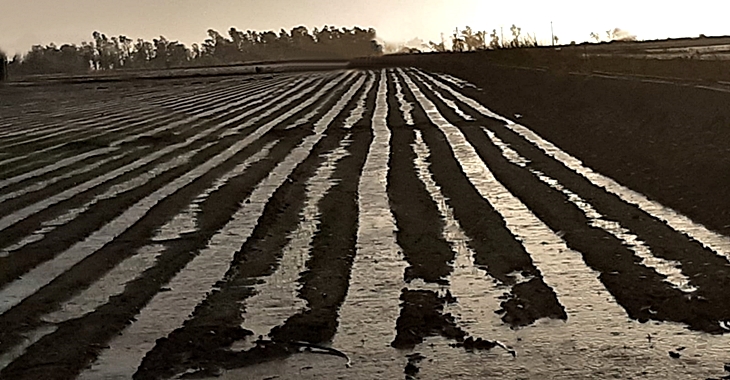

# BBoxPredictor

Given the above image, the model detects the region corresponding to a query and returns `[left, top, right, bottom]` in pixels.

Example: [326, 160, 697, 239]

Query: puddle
[79, 72, 366, 380]
[485, 128, 696, 293]
[240, 135, 351, 342]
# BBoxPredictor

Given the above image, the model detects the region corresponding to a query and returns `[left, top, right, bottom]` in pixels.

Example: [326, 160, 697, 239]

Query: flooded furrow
[0, 76, 326, 234]
[403, 68, 730, 380]
[0, 78, 295, 179]
[414, 68, 730, 262]
[140, 73, 377, 377]
[390, 70, 414, 125]
[407, 69, 619, 323]
[0, 79, 275, 161]
[130, 108, 361, 378]
[0, 74, 312, 192]
[36, 127, 275, 317]
[0, 81, 211, 141]
[221, 72, 347, 137]
[343, 72, 375, 129]
[0, 144, 212, 260]
[0, 150, 128, 211]
[406, 69, 474, 121]
[152, 77, 288, 113]
[281, 75, 345, 130]
[412, 69, 730, 329]
[153, 140, 279, 242]
[486, 128, 696, 293]
[0, 73, 345, 316]
[401, 70, 566, 328]
[411, 129, 506, 335]
[0, 83, 222, 154]
[385, 72, 454, 285]
[79, 71, 364, 380]
[241, 135, 351, 342]
[0, 77, 261, 141]
[331, 71, 407, 377]
[0, 325, 57, 373]
[0, 106, 176, 156]
[414, 70, 703, 330]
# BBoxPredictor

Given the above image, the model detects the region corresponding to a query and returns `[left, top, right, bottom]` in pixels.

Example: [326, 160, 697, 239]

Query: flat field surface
[1, 66, 730, 380]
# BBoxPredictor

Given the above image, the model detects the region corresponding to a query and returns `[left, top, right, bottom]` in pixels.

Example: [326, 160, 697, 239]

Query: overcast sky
[1, 0, 729, 55]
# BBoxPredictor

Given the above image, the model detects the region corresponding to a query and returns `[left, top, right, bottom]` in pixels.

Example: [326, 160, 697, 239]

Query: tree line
[414, 25, 545, 54]
[2, 26, 382, 76]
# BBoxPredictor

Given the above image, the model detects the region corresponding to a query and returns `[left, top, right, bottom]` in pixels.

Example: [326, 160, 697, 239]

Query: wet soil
[3, 60, 730, 379]
[385, 52, 730, 238]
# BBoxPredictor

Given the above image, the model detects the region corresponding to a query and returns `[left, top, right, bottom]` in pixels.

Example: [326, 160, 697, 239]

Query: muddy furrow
[70, 72, 366, 380]
[408, 68, 705, 330]
[0, 77, 304, 203]
[126, 74, 370, 380]
[0, 76, 300, 182]
[397, 69, 566, 328]
[0, 71, 357, 380]
[0, 73, 347, 303]
[0, 75, 318, 192]
[415, 68, 730, 262]
[0, 74, 328, 237]
[413, 69, 730, 332]
[0, 76, 268, 145]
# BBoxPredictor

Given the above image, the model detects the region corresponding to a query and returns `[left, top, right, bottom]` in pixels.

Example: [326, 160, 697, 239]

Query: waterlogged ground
[0, 69, 730, 380]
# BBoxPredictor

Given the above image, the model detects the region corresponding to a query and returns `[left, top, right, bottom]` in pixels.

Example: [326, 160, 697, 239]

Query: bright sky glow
[1, 0, 728, 55]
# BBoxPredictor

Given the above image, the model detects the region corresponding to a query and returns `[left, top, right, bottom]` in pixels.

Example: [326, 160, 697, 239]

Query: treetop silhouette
[6, 25, 382, 76]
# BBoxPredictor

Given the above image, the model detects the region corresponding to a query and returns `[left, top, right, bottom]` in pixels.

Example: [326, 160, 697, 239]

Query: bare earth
[0, 59, 729, 380]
